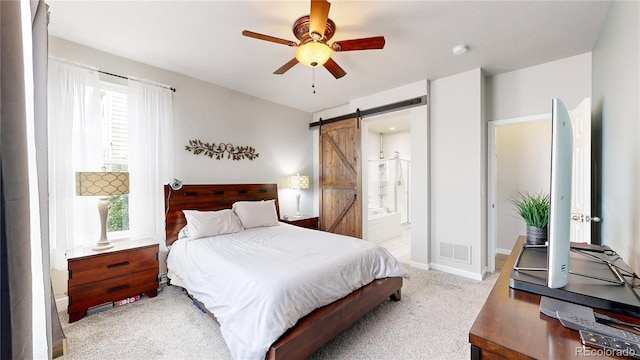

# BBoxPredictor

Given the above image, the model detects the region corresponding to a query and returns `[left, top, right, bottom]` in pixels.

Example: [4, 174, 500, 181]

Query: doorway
[364, 110, 412, 263]
[487, 97, 593, 272]
[489, 114, 552, 273]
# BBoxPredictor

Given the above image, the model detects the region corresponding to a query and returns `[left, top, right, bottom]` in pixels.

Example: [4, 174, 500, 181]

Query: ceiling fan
[242, 0, 385, 79]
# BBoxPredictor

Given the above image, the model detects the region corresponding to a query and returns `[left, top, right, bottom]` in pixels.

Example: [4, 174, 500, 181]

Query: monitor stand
[509, 245, 640, 318]
[513, 244, 625, 285]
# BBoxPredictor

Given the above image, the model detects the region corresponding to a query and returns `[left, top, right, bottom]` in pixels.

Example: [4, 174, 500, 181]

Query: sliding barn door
[319, 118, 362, 238]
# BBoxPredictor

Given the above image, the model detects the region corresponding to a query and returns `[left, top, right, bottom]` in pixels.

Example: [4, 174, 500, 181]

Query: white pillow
[232, 200, 279, 229]
[182, 209, 244, 240]
[177, 225, 190, 239]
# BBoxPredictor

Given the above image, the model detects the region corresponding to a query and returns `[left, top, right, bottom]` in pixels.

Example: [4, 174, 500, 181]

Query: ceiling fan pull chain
[312, 67, 316, 94]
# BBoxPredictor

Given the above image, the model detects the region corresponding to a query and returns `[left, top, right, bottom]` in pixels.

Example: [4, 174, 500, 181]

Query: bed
[164, 183, 408, 359]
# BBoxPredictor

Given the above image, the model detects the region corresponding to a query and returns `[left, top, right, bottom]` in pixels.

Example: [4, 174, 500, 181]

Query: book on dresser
[66, 238, 159, 322]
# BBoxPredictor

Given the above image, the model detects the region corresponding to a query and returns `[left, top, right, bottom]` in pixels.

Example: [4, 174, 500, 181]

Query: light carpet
[58, 266, 498, 360]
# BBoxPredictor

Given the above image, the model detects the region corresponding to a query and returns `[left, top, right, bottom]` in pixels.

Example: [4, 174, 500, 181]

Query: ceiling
[47, 1, 611, 114]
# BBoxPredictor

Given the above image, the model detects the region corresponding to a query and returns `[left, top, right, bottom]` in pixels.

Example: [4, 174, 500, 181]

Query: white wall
[496, 120, 551, 252]
[486, 53, 592, 120]
[430, 68, 485, 278]
[592, 0, 640, 274]
[382, 132, 411, 160]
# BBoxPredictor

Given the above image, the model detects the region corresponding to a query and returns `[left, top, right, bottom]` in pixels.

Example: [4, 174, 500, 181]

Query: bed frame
[164, 183, 403, 359]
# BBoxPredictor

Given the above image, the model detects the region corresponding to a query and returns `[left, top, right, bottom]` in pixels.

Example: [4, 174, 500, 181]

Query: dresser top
[67, 238, 157, 260]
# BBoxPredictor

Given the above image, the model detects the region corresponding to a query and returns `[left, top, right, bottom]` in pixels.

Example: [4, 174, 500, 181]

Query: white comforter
[167, 222, 409, 360]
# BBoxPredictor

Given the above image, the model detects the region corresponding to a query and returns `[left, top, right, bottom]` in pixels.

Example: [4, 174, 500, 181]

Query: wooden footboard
[267, 276, 403, 360]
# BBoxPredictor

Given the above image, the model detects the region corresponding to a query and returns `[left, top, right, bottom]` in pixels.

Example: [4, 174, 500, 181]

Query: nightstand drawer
[68, 268, 158, 313]
[290, 218, 318, 229]
[68, 245, 158, 287]
[280, 216, 319, 230]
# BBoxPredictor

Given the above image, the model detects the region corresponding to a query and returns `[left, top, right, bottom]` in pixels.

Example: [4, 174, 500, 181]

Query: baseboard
[430, 263, 484, 281]
[409, 260, 430, 271]
[56, 296, 68, 311]
[480, 266, 490, 279]
[496, 248, 511, 256]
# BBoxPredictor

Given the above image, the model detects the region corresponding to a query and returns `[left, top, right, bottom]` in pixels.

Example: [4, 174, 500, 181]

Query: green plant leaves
[509, 192, 550, 228]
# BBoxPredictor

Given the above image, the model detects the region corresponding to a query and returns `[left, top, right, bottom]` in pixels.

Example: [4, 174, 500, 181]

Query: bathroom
[366, 112, 411, 260]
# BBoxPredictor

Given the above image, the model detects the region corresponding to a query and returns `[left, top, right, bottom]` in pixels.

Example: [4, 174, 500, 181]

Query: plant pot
[526, 225, 548, 245]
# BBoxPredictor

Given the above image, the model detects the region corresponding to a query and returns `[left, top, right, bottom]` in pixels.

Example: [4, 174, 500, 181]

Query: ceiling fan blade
[242, 30, 297, 47]
[309, 0, 331, 40]
[323, 57, 346, 79]
[273, 58, 299, 75]
[331, 36, 386, 51]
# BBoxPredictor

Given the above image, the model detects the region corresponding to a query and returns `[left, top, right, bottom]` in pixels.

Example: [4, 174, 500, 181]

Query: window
[100, 82, 129, 234]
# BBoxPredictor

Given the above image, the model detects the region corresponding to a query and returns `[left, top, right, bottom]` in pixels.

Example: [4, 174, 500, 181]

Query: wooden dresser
[67, 238, 159, 322]
[469, 236, 639, 359]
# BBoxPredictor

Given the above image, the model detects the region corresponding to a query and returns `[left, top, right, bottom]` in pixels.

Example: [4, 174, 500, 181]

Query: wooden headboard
[164, 183, 280, 246]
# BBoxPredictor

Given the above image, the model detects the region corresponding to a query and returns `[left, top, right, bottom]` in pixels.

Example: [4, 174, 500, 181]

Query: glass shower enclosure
[368, 152, 411, 224]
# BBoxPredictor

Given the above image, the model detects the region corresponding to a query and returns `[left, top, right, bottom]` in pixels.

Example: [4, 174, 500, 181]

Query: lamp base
[93, 241, 114, 251]
[93, 197, 114, 251]
[294, 191, 302, 219]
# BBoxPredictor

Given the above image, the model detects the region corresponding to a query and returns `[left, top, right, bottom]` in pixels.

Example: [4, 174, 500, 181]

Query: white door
[569, 98, 593, 243]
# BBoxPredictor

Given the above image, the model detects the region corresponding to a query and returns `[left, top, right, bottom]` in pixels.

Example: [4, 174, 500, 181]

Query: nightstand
[67, 238, 159, 322]
[281, 215, 319, 230]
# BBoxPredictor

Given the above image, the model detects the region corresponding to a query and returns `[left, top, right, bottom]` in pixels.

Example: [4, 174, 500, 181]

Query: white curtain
[128, 79, 174, 246]
[47, 58, 102, 270]
[1, 0, 50, 357]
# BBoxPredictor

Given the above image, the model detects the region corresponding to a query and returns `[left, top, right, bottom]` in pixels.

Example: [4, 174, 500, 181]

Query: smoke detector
[452, 44, 469, 56]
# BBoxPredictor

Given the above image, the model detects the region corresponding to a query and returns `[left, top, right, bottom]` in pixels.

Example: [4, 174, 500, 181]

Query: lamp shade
[76, 172, 129, 196]
[295, 42, 332, 67]
[287, 173, 310, 190]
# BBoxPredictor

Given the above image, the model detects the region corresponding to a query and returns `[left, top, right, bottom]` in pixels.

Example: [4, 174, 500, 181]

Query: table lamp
[287, 173, 309, 218]
[76, 171, 129, 250]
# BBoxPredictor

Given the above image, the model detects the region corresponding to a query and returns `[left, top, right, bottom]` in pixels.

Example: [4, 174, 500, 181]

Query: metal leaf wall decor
[185, 139, 259, 161]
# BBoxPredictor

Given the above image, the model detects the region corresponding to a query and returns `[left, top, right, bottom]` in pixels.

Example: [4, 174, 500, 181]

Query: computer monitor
[547, 98, 573, 288]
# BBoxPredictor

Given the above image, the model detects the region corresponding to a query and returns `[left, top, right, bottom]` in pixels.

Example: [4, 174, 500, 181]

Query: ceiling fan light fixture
[295, 41, 332, 67]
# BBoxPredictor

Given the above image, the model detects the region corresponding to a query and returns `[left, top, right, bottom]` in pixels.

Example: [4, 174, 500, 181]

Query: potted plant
[510, 192, 550, 245]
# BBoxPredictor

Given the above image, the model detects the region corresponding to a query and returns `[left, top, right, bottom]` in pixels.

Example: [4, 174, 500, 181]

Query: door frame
[311, 85, 429, 267]
[488, 99, 592, 273]
[488, 113, 551, 273]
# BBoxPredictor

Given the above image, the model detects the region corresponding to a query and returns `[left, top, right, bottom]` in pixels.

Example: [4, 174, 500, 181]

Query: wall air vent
[439, 242, 471, 264]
